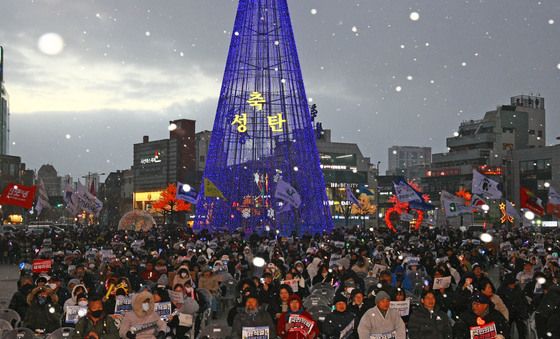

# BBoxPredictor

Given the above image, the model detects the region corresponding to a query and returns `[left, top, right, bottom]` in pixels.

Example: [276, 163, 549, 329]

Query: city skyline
[0, 0, 559, 176]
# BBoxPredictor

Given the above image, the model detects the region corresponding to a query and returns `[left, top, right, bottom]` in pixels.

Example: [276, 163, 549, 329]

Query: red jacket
[276, 311, 319, 339]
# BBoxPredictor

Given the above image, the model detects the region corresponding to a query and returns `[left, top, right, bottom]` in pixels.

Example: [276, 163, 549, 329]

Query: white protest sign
[281, 279, 299, 293]
[155, 302, 173, 321]
[242, 326, 270, 339]
[114, 295, 133, 315]
[389, 298, 410, 317]
[168, 290, 184, 304]
[65, 306, 87, 324]
[433, 276, 452, 290]
[469, 322, 497, 339]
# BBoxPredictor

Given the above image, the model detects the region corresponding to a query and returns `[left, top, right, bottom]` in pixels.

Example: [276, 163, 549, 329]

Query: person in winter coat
[231, 294, 276, 339]
[452, 292, 509, 339]
[9, 275, 34, 319]
[72, 294, 120, 339]
[497, 274, 529, 339]
[277, 294, 319, 339]
[357, 291, 406, 339]
[118, 290, 167, 339]
[23, 286, 62, 333]
[407, 290, 452, 339]
[535, 282, 560, 339]
[268, 284, 293, 321]
[172, 265, 194, 288]
[348, 289, 372, 333]
[480, 279, 509, 321]
[323, 295, 356, 339]
[64, 284, 88, 312]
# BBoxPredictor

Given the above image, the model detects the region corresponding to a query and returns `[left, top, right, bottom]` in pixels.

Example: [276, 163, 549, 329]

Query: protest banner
[32, 259, 52, 273]
[65, 306, 87, 324]
[242, 326, 270, 339]
[469, 322, 497, 339]
[389, 299, 410, 317]
[288, 314, 314, 335]
[369, 331, 397, 339]
[433, 276, 452, 290]
[155, 302, 173, 321]
[115, 296, 133, 315]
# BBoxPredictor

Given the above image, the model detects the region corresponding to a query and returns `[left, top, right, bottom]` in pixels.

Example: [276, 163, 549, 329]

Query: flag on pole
[71, 182, 103, 216]
[0, 183, 36, 209]
[35, 179, 51, 216]
[393, 177, 434, 211]
[520, 186, 545, 216]
[176, 182, 198, 204]
[505, 200, 521, 220]
[472, 170, 502, 199]
[204, 178, 226, 199]
[470, 194, 487, 210]
[547, 186, 560, 218]
[274, 177, 301, 208]
[345, 184, 360, 206]
[440, 191, 471, 217]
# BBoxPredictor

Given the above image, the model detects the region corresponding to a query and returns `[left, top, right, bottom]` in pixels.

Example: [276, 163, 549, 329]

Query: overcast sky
[1, 0, 559, 179]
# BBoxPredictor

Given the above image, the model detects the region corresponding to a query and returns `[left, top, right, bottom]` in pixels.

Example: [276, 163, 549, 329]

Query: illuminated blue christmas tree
[194, 0, 332, 235]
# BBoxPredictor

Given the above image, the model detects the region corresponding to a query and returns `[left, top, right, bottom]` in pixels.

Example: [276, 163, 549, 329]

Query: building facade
[37, 164, 62, 198]
[423, 94, 546, 200]
[387, 146, 431, 179]
[0, 46, 9, 155]
[132, 119, 196, 211]
[511, 144, 560, 220]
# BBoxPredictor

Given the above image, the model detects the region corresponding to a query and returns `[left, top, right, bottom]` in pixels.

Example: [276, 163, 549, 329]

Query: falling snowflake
[234, 31, 239, 36]
[241, 208, 251, 219]
[145, 31, 151, 37]
[400, 44, 406, 49]
[557, 63, 560, 70]
[395, 86, 402, 92]
[549, 19, 555, 25]
[38, 33, 65, 55]
[65, 134, 71, 139]
[406, 75, 413, 81]
[310, 8, 317, 15]
[461, 62, 467, 67]
[410, 12, 420, 21]
[351, 26, 358, 33]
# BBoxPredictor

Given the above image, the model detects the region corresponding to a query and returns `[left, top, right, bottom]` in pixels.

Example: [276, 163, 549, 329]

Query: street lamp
[524, 210, 535, 220]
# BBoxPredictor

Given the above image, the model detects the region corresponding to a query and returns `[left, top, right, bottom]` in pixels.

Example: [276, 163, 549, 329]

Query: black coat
[497, 284, 529, 320]
[9, 284, 34, 319]
[452, 308, 509, 339]
[231, 308, 276, 339]
[322, 310, 355, 339]
[407, 306, 452, 339]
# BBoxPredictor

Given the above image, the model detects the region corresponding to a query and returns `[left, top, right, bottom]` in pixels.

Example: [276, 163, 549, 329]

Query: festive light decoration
[384, 180, 430, 232]
[194, 0, 332, 235]
[499, 202, 514, 224]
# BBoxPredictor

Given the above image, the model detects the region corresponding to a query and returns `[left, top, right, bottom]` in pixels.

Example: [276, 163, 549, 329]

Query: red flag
[0, 183, 36, 209]
[520, 186, 545, 216]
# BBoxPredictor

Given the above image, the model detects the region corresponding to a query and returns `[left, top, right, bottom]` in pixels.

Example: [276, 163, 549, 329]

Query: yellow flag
[204, 178, 226, 200]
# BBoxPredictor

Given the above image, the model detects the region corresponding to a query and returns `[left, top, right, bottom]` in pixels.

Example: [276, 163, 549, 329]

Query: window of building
[528, 130, 535, 135]
[537, 130, 543, 138]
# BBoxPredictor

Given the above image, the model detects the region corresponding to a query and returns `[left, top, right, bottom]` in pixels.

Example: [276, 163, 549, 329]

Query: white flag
[274, 177, 301, 208]
[440, 191, 471, 217]
[35, 179, 51, 216]
[72, 182, 103, 216]
[505, 200, 521, 219]
[472, 170, 502, 199]
[549, 187, 560, 205]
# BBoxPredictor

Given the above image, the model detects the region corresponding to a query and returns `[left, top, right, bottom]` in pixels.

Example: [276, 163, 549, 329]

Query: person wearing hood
[357, 291, 406, 339]
[172, 265, 194, 288]
[64, 283, 88, 312]
[276, 294, 319, 339]
[452, 292, 509, 339]
[407, 290, 452, 339]
[119, 290, 167, 339]
[23, 286, 62, 333]
[9, 275, 35, 319]
[323, 295, 356, 339]
[231, 294, 276, 339]
[72, 294, 120, 339]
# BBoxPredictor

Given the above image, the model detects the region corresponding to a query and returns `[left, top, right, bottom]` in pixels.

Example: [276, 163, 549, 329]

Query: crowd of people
[2, 223, 560, 339]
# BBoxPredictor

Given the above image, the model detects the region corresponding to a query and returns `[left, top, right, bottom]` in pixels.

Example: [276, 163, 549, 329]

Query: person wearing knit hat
[231, 294, 276, 339]
[323, 295, 354, 339]
[357, 290, 406, 339]
[348, 289, 372, 332]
